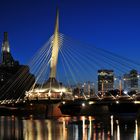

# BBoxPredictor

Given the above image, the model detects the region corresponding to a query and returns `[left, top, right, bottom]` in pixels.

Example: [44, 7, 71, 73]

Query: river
[0, 115, 139, 140]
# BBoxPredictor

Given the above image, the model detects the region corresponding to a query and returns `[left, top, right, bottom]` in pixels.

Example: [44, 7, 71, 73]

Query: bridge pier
[46, 103, 62, 118]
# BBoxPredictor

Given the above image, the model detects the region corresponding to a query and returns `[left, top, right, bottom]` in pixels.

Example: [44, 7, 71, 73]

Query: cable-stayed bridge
[0, 10, 140, 117]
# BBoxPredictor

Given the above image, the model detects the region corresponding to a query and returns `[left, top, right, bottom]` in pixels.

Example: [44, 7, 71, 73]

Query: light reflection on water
[0, 115, 139, 140]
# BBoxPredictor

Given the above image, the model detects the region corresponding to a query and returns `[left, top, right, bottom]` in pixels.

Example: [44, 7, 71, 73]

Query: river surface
[0, 115, 139, 140]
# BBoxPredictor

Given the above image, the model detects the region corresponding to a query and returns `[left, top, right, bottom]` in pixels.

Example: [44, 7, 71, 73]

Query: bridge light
[61, 88, 66, 92]
[134, 101, 140, 104]
[62, 101, 65, 104]
[123, 90, 128, 95]
[74, 95, 78, 99]
[82, 103, 85, 107]
[132, 94, 136, 97]
[60, 91, 63, 96]
[116, 101, 119, 104]
[89, 101, 95, 105]
[48, 90, 51, 97]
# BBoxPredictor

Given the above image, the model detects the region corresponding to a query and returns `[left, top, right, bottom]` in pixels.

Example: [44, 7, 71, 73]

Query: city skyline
[1, 1, 140, 138]
[0, 0, 140, 66]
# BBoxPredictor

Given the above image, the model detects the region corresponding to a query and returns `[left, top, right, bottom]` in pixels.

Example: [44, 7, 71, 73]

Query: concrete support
[46, 103, 62, 118]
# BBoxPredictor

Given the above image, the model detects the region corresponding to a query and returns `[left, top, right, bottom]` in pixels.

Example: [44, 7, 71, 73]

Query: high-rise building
[130, 69, 138, 91]
[98, 69, 114, 93]
[0, 32, 35, 99]
[123, 74, 131, 90]
[123, 69, 138, 91]
[1, 32, 19, 66]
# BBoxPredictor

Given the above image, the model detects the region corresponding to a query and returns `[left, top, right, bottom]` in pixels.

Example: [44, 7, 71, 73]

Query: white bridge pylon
[50, 9, 59, 78]
[25, 9, 73, 100]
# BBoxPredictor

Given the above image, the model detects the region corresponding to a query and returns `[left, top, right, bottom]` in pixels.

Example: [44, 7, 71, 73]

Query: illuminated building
[130, 69, 138, 90]
[123, 74, 131, 90]
[123, 69, 138, 91]
[0, 32, 35, 99]
[98, 69, 114, 93]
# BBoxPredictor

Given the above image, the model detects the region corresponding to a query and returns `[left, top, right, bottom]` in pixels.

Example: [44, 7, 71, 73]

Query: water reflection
[116, 120, 120, 140]
[0, 115, 139, 139]
[135, 120, 138, 140]
[0, 116, 23, 140]
[110, 115, 113, 137]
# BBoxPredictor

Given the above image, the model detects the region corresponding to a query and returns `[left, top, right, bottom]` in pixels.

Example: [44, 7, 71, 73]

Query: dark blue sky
[0, 0, 140, 64]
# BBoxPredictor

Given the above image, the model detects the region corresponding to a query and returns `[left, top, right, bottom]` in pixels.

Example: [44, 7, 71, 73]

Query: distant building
[72, 81, 95, 97]
[130, 69, 138, 90]
[123, 69, 138, 91]
[0, 32, 35, 99]
[123, 74, 131, 90]
[82, 81, 95, 97]
[98, 69, 114, 93]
